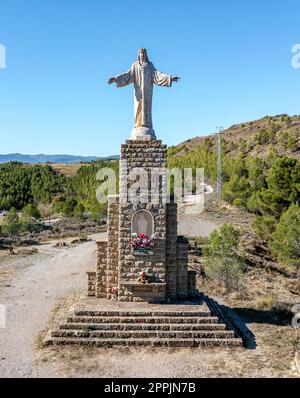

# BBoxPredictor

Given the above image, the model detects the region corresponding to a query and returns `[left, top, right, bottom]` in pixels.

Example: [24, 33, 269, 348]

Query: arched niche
[131, 210, 154, 237]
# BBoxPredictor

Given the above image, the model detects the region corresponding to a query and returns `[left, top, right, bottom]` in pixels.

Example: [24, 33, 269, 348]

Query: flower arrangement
[130, 233, 155, 254]
[110, 286, 118, 299]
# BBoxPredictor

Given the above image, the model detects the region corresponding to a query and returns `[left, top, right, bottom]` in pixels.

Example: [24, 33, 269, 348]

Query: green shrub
[252, 215, 277, 241]
[21, 204, 41, 222]
[205, 224, 245, 292]
[270, 204, 300, 279]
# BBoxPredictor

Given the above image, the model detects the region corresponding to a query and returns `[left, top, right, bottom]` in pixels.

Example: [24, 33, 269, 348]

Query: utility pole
[216, 126, 223, 201]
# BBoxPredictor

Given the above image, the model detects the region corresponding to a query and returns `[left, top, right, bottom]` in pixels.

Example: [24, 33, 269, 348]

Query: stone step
[74, 310, 212, 317]
[59, 322, 227, 331]
[51, 329, 235, 339]
[48, 337, 243, 348]
[66, 316, 219, 324]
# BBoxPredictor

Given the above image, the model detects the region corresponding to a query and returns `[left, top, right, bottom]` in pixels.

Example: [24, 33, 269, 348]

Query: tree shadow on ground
[232, 307, 293, 326]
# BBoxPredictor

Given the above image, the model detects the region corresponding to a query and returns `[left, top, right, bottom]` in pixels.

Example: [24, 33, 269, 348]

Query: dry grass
[50, 163, 85, 177]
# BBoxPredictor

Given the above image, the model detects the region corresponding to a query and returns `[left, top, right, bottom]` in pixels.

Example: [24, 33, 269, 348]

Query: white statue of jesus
[108, 48, 180, 140]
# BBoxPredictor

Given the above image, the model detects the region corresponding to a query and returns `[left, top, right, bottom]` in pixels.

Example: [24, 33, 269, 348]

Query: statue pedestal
[87, 140, 195, 303]
[131, 127, 156, 141]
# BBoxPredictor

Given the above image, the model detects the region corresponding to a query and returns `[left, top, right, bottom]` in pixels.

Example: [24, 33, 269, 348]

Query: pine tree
[270, 204, 300, 280]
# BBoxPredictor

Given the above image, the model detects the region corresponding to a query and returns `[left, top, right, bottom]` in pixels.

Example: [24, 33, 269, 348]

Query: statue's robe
[114, 61, 172, 130]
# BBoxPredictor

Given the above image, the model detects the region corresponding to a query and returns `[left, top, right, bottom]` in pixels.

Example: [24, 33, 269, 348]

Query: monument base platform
[44, 293, 243, 348]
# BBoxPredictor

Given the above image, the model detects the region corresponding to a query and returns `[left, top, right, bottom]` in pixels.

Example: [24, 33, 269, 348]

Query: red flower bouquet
[130, 233, 155, 254]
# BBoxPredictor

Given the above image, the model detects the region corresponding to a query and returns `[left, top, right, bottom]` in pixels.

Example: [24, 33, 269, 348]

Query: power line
[216, 126, 223, 201]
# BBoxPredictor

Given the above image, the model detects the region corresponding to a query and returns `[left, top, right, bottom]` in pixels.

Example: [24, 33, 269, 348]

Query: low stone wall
[96, 241, 108, 298]
[188, 270, 197, 297]
[166, 203, 178, 299]
[86, 271, 96, 297]
[107, 196, 119, 299]
[177, 236, 189, 299]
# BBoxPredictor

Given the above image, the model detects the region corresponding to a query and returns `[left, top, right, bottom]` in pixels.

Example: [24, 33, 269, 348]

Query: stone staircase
[45, 306, 243, 348]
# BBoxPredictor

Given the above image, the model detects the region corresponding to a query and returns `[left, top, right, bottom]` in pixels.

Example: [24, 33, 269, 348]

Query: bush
[4, 207, 19, 224]
[222, 176, 251, 207]
[1, 206, 43, 236]
[74, 203, 85, 220]
[252, 157, 300, 218]
[204, 224, 245, 292]
[254, 129, 270, 145]
[252, 215, 277, 241]
[38, 203, 54, 220]
[287, 129, 298, 151]
[1, 222, 22, 236]
[279, 131, 289, 149]
[21, 204, 41, 222]
[61, 197, 78, 217]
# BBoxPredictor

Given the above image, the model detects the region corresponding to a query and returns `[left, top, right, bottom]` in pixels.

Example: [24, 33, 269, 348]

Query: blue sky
[0, 0, 299, 156]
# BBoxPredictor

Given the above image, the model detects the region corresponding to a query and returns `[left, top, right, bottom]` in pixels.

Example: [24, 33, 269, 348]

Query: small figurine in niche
[137, 268, 159, 284]
[138, 271, 148, 284]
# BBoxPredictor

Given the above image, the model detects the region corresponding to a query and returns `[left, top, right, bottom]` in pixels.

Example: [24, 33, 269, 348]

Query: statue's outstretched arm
[153, 69, 180, 87]
[108, 65, 134, 88]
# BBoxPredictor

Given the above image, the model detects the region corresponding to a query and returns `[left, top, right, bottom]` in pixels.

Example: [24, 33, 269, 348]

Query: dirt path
[0, 233, 106, 377]
[178, 205, 222, 237]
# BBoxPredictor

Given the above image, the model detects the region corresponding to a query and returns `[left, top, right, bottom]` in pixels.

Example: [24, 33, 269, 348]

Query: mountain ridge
[173, 114, 300, 161]
[0, 153, 119, 164]
[2, 114, 299, 164]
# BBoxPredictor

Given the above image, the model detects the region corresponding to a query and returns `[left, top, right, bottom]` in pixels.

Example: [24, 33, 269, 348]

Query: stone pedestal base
[131, 127, 156, 141]
[86, 139, 195, 303]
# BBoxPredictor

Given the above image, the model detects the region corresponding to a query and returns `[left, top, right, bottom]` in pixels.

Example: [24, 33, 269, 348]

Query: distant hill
[0, 153, 119, 164]
[174, 114, 300, 160]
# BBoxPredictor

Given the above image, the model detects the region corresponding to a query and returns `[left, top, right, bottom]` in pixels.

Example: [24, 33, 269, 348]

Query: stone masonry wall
[177, 237, 189, 299]
[106, 196, 120, 299]
[118, 140, 168, 302]
[86, 271, 96, 297]
[166, 203, 178, 299]
[96, 241, 108, 298]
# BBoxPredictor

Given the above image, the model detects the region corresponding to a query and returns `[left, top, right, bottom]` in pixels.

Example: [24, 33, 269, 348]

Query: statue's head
[138, 48, 149, 64]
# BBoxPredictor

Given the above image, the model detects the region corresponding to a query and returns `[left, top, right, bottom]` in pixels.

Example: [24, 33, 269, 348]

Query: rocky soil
[0, 218, 106, 250]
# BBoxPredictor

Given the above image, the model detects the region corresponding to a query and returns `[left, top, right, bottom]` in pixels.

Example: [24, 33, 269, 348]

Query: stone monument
[87, 48, 195, 303]
[45, 50, 243, 348]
